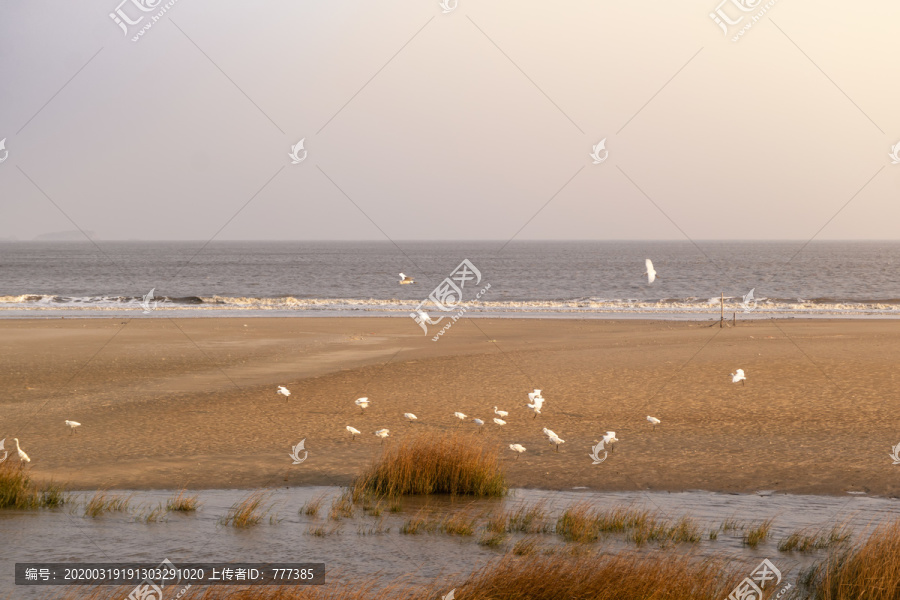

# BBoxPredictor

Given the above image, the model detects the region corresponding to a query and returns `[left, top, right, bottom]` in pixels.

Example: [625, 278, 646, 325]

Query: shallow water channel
[2, 487, 899, 598]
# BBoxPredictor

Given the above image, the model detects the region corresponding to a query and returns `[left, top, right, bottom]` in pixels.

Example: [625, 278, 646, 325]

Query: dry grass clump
[0, 461, 68, 509]
[779, 522, 852, 553]
[83, 491, 133, 517]
[166, 489, 201, 512]
[799, 520, 900, 599]
[329, 492, 355, 521]
[743, 518, 774, 548]
[218, 491, 270, 528]
[301, 493, 328, 517]
[512, 537, 541, 555]
[350, 433, 507, 499]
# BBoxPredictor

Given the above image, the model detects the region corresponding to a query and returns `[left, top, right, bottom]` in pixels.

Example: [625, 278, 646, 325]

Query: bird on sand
[602, 431, 618, 453]
[542, 427, 558, 439]
[527, 396, 544, 418]
[355, 397, 370, 411]
[509, 444, 526, 459]
[548, 434, 565, 452]
[472, 418, 485, 430]
[644, 259, 657, 284]
[65, 420, 81, 434]
[493, 406, 508, 418]
[731, 369, 746, 385]
[399, 273, 415, 284]
[646, 416, 660, 428]
[277, 386, 291, 399]
[493, 418, 506, 426]
[453, 412, 467, 421]
[14, 438, 30, 463]
[374, 429, 390, 443]
[346, 426, 360, 440]
[404, 413, 418, 423]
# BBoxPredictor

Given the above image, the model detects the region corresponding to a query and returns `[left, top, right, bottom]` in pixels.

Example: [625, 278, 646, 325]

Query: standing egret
[527, 396, 544, 419]
[65, 420, 81, 434]
[528, 389, 543, 402]
[453, 412, 467, 421]
[602, 432, 618, 453]
[404, 413, 418, 424]
[493, 406, 508, 418]
[346, 426, 360, 440]
[277, 386, 291, 399]
[548, 434, 565, 452]
[355, 397, 370, 411]
[14, 438, 30, 463]
[374, 429, 390, 444]
[646, 416, 661, 428]
[399, 273, 415, 284]
[493, 418, 506, 426]
[509, 444, 526, 459]
[472, 418, 485, 432]
[731, 369, 746, 385]
[644, 259, 657, 284]
[542, 427, 558, 439]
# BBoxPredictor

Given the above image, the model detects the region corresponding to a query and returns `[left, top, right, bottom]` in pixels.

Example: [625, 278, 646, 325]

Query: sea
[2, 240, 900, 318]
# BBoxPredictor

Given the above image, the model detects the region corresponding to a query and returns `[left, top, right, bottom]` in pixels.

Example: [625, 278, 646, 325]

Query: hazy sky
[1, 0, 898, 241]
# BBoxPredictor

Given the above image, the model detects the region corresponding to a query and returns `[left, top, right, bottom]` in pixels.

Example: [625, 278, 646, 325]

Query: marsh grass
[556, 503, 701, 546]
[512, 537, 541, 555]
[0, 461, 68, 509]
[136, 503, 167, 523]
[743, 518, 774, 548]
[218, 491, 270, 528]
[478, 530, 506, 548]
[779, 522, 853, 553]
[83, 492, 133, 517]
[300, 493, 327, 517]
[329, 492, 355, 521]
[438, 511, 478, 536]
[350, 432, 507, 499]
[307, 522, 342, 537]
[166, 489, 200, 512]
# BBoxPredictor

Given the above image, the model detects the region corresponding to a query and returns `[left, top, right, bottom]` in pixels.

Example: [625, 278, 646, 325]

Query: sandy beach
[2, 317, 897, 496]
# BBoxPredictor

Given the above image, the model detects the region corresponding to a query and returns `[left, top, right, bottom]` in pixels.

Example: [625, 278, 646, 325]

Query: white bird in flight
[453, 411, 467, 421]
[509, 444, 526, 459]
[346, 426, 360, 440]
[493, 406, 508, 418]
[548, 434, 565, 452]
[14, 438, 30, 463]
[731, 369, 746, 386]
[493, 418, 506, 426]
[646, 416, 661, 427]
[398, 273, 415, 285]
[374, 429, 390, 443]
[644, 259, 657, 284]
[355, 397, 370, 411]
[65, 420, 81, 434]
[277, 386, 291, 399]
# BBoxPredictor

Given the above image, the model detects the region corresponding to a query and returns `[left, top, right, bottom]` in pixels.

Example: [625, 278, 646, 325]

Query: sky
[0, 0, 898, 241]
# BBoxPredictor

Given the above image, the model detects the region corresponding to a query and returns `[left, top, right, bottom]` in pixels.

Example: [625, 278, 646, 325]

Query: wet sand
[1, 317, 898, 496]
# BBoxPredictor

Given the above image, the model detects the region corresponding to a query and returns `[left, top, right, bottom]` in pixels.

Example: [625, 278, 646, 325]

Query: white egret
[453, 412, 467, 421]
[277, 386, 291, 399]
[542, 427, 558, 439]
[493, 418, 506, 426]
[404, 413, 418, 423]
[398, 273, 415, 285]
[346, 426, 360, 440]
[508, 444, 526, 459]
[548, 434, 565, 452]
[528, 389, 543, 402]
[644, 259, 657, 284]
[65, 420, 81, 434]
[472, 418, 485, 431]
[493, 406, 508, 418]
[731, 369, 746, 385]
[374, 429, 390, 443]
[646, 416, 661, 428]
[603, 431, 618, 453]
[14, 438, 30, 463]
[355, 397, 370, 411]
[527, 396, 544, 419]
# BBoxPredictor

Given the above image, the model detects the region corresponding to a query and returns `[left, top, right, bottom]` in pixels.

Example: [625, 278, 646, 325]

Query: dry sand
[2, 317, 898, 496]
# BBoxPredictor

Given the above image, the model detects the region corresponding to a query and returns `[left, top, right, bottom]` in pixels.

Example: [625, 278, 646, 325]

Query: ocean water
[2, 240, 900, 317]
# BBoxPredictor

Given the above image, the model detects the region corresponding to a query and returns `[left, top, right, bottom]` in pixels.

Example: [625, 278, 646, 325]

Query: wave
[3, 294, 900, 315]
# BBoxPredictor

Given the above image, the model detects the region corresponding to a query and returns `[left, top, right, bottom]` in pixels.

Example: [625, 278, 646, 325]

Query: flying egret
[346, 426, 360, 440]
[493, 418, 506, 426]
[14, 438, 30, 463]
[355, 397, 370, 411]
[603, 432, 618, 453]
[277, 386, 291, 399]
[647, 416, 661, 428]
[453, 412, 467, 421]
[399, 273, 415, 285]
[374, 429, 390, 443]
[548, 434, 565, 452]
[509, 444, 526, 459]
[65, 420, 81, 434]
[493, 406, 508, 418]
[644, 259, 657, 284]
[731, 369, 746, 385]
[404, 413, 418, 424]
[527, 396, 544, 419]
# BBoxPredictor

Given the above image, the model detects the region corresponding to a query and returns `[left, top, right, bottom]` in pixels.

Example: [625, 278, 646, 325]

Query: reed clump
[743, 518, 774, 548]
[350, 433, 507, 499]
[300, 493, 327, 517]
[779, 522, 852, 553]
[166, 489, 201, 512]
[83, 492, 133, 517]
[218, 491, 270, 528]
[0, 461, 68, 509]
